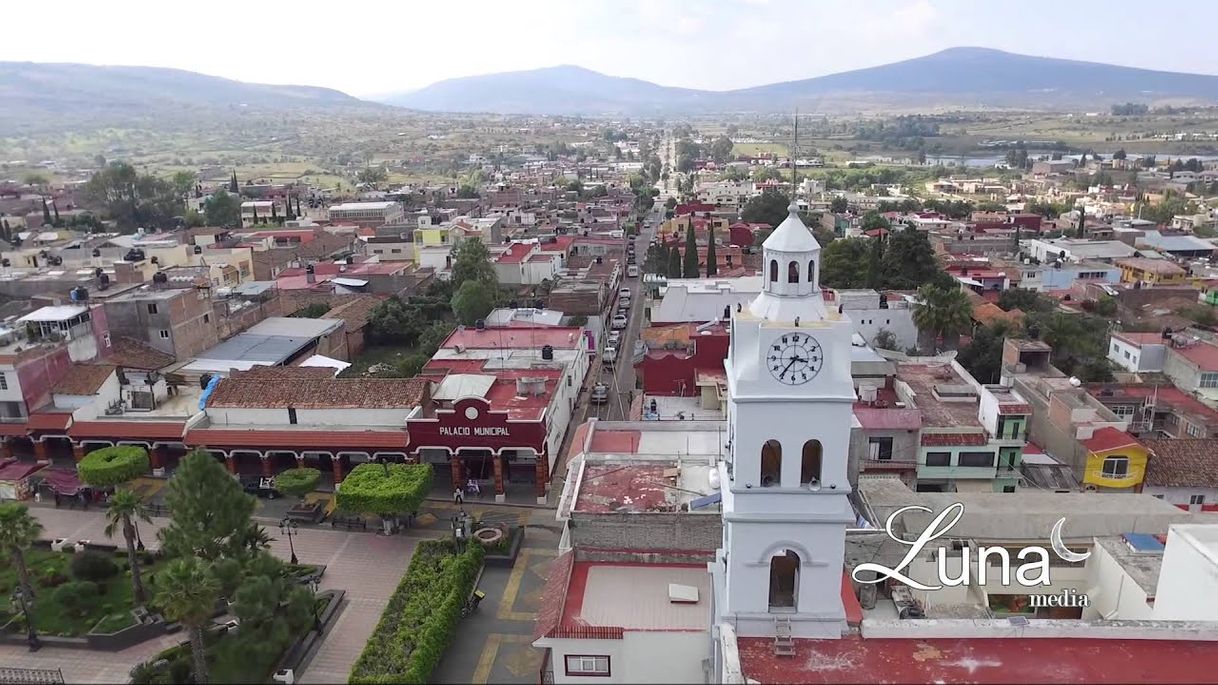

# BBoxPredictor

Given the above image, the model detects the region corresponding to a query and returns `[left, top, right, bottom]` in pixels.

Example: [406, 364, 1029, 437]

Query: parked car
[612, 314, 628, 329]
[619, 288, 631, 299]
[241, 475, 281, 499]
[590, 383, 610, 404]
[603, 346, 618, 364]
[627, 265, 640, 278]
[608, 330, 622, 346]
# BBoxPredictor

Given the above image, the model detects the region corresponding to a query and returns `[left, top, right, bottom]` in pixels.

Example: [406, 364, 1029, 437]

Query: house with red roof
[1163, 338, 1218, 397]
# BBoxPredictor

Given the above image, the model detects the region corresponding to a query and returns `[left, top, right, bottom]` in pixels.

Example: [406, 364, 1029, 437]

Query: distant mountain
[379, 48, 1218, 114]
[0, 62, 376, 132]
[378, 64, 712, 115]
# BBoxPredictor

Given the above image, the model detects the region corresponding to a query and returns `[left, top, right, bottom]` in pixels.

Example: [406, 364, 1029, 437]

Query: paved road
[588, 213, 659, 421]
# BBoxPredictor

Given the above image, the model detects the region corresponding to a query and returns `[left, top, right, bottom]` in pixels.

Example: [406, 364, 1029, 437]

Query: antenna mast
[791, 110, 799, 200]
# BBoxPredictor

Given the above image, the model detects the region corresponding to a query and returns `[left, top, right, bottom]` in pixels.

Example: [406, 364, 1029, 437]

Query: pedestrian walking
[454, 487, 464, 505]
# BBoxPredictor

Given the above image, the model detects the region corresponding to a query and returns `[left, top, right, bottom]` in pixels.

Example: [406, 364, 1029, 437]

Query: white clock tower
[711, 203, 856, 640]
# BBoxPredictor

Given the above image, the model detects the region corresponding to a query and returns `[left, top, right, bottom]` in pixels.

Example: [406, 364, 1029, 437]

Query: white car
[619, 288, 631, 299]
[611, 314, 628, 330]
[603, 346, 618, 364]
[608, 331, 622, 346]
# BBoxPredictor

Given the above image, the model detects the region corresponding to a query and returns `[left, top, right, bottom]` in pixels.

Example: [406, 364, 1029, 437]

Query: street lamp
[279, 517, 299, 565]
[10, 586, 41, 652]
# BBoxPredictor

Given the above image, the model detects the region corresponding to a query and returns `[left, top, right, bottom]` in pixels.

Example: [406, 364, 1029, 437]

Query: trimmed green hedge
[335, 463, 433, 516]
[275, 468, 321, 498]
[77, 445, 150, 487]
[349, 540, 483, 684]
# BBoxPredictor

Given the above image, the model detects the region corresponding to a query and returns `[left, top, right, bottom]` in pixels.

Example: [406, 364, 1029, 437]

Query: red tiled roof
[207, 366, 431, 409]
[853, 407, 922, 431]
[998, 402, 1032, 414]
[105, 337, 176, 370]
[495, 242, 534, 264]
[534, 551, 575, 641]
[1082, 426, 1141, 454]
[70, 421, 186, 441]
[53, 364, 116, 396]
[1142, 438, 1218, 488]
[185, 428, 408, 449]
[737, 635, 1218, 684]
[27, 413, 72, 431]
[920, 432, 988, 447]
[0, 422, 29, 437]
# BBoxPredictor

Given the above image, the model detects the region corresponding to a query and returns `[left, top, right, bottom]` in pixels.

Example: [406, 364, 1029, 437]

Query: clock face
[767, 332, 824, 385]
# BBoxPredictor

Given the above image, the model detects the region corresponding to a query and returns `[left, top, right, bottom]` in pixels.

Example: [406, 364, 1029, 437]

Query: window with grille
[565, 655, 610, 677]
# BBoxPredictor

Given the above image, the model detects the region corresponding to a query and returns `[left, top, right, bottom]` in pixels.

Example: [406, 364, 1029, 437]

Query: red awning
[69, 421, 187, 441]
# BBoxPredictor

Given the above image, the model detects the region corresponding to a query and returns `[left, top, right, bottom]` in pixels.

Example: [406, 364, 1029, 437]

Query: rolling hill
[380, 47, 1218, 115]
[0, 62, 378, 132]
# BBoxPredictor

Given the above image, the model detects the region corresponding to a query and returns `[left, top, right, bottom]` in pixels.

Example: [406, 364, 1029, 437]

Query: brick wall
[569, 512, 722, 552]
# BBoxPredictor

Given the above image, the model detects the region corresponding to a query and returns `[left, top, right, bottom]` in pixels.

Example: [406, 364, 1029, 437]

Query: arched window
[807, 260, 816, 283]
[801, 440, 822, 487]
[761, 440, 782, 487]
[769, 259, 778, 282]
[768, 550, 799, 610]
[787, 261, 799, 283]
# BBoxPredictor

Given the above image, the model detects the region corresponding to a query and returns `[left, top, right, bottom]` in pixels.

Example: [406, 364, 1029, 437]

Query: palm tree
[104, 490, 153, 604]
[156, 558, 219, 684]
[912, 284, 974, 353]
[0, 503, 43, 599]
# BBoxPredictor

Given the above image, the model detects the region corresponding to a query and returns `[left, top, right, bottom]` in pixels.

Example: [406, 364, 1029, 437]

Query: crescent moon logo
[1049, 517, 1091, 563]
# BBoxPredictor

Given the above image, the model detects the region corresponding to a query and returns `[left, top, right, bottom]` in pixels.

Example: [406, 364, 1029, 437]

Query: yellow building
[1081, 427, 1149, 491]
[413, 226, 449, 261]
[1115, 257, 1188, 287]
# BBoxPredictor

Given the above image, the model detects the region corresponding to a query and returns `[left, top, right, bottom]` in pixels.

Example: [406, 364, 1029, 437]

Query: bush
[77, 445, 149, 487]
[53, 581, 99, 617]
[336, 463, 433, 516]
[39, 568, 69, 588]
[275, 468, 321, 498]
[349, 540, 483, 684]
[71, 550, 118, 582]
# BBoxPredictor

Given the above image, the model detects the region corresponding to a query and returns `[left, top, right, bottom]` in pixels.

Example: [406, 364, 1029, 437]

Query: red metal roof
[26, 413, 72, 431]
[495, 242, 534, 264]
[534, 551, 575, 640]
[737, 635, 1218, 684]
[185, 428, 408, 449]
[587, 429, 642, 454]
[920, 432, 988, 447]
[0, 422, 29, 437]
[1174, 341, 1218, 371]
[1082, 426, 1140, 454]
[69, 421, 186, 441]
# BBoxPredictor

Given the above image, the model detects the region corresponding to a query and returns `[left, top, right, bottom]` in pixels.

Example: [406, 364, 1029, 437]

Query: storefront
[406, 396, 550, 503]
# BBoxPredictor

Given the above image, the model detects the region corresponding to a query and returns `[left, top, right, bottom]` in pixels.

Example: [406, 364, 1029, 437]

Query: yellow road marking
[472, 633, 535, 684]
[497, 548, 558, 621]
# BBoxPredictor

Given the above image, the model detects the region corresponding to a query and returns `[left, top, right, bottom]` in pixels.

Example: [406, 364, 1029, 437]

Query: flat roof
[18, 305, 88, 322]
[737, 635, 1218, 684]
[443, 326, 584, 350]
[329, 201, 398, 211]
[896, 362, 982, 428]
[244, 317, 343, 338]
[562, 562, 710, 631]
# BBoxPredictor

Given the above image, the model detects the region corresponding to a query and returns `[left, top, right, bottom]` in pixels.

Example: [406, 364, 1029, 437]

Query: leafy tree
[367, 297, 423, 345]
[752, 166, 783, 182]
[357, 166, 388, 185]
[450, 237, 496, 289]
[683, 226, 700, 278]
[720, 166, 748, 182]
[23, 172, 49, 187]
[829, 196, 849, 214]
[819, 238, 870, 289]
[397, 352, 430, 377]
[156, 557, 221, 684]
[706, 227, 718, 277]
[203, 189, 241, 227]
[104, 490, 153, 603]
[872, 329, 898, 350]
[275, 468, 320, 500]
[1113, 148, 1127, 161]
[0, 502, 43, 599]
[912, 284, 973, 352]
[861, 211, 890, 231]
[78, 445, 149, 487]
[709, 135, 735, 164]
[158, 449, 256, 561]
[957, 321, 1016, 384]
[866, 233, 885, 290]
[417, 322, 455, 357]
[997, 288, 1054, 313]
[83, 162, 182, 230]
[667, 246, 683, 278]
[664, 197, 677, 209]
[741, 189, 791, 228]
[878, 226, 946, 290]
[170, 171, 197, 199]
[452, 280, 496, 325]
[456, 185, 479, 199]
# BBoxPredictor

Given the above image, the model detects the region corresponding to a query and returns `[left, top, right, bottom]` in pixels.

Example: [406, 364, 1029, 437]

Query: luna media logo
[851, 502, 1092, 592]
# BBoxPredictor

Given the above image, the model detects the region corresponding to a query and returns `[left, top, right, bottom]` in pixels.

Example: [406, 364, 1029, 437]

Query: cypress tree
[41, 197, 51, 225]
[52, 201, 60, 225]
[295, 196, 302, 217]
[667, 246, 683, 279]
[705, 226, 718, 277]
[158, 449, 256, 561]
[683, 225, 699, 278]
[251, 204, 258, 225]
[229, 171, 239, 193]
[867, 232, 884, 290]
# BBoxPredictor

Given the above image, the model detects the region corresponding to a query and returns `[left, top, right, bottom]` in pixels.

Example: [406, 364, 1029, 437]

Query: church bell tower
[711, 203, 856, 640]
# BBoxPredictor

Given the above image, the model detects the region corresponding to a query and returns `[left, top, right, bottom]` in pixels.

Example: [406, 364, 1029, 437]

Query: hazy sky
[4, 0, 1217, 97]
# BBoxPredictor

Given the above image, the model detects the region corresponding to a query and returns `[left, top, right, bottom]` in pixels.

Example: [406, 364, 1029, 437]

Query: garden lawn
[0, 548, 168, 637]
